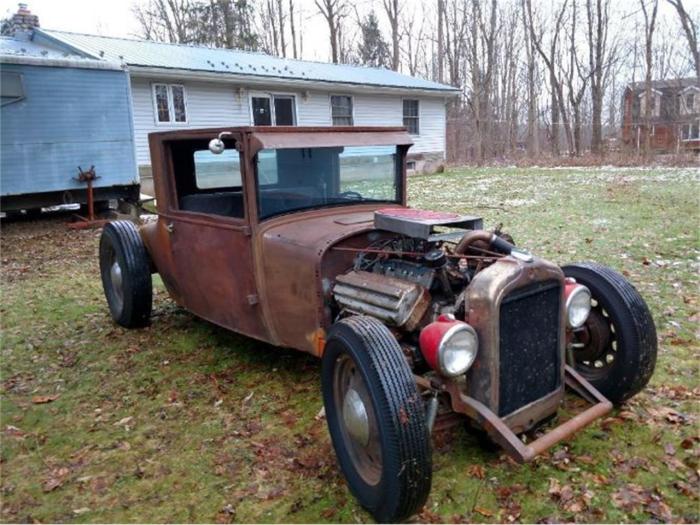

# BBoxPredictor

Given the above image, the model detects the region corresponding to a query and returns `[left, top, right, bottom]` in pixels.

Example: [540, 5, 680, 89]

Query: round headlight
[438, 325, 479, 377]
[566, 285, 592, 328]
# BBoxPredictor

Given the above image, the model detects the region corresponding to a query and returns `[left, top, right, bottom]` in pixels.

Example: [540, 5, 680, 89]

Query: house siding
[131, 77, 447, 169]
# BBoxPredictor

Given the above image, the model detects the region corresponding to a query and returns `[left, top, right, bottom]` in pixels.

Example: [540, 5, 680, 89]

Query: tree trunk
[437, 0, 445, 83]
[289, 0, 297, 58]
[640, 0, 658, 157]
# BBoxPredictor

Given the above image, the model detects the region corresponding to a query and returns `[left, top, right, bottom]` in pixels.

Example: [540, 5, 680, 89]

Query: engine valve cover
[333, 270, 429, 330]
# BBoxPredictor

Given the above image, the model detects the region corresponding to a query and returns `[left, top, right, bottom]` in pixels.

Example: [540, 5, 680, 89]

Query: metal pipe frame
[444, 365, 612, 463]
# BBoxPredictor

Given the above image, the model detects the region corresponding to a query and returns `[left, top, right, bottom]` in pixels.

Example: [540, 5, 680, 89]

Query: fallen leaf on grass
[113, 416, 133, 426]
[4, 425, 25, 438]
[242, 391, 254, 406]
[611, 483, 648, 511]
[664, 443, 676, 456]
[72, 508, 90, 515]
[467, 464, 486, 479]
[32, 394, 59, 404]
[320, 508, 336, 519]
[474, 506, 493, 517]
[42, 467, 70, 492]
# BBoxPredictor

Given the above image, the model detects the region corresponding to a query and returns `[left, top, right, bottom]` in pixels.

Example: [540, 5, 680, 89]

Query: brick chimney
[1, 3, 40, 36]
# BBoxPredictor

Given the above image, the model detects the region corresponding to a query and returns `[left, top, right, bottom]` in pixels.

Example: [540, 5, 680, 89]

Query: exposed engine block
[332, 270, 430, 331]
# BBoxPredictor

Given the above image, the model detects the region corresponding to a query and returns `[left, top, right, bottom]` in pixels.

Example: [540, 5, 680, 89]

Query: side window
[331, 95, 353, 125]
[194, 149, 242, 189]
[1, 71, 24, 106]
[153, 84, 188, 124]
[403, 99, 419, 135]
[170, 139, 245, 219]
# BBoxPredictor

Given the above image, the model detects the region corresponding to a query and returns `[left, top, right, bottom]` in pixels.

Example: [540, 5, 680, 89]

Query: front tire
[322, 316, 432, 522]
[99, 221, 152, 328]
[562, 262, 657, 404]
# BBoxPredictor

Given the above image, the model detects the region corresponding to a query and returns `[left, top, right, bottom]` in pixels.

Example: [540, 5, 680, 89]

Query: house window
[681, 120, 700, 141]
[331, 95, 353, 126]
[251, 94, 296, 126]
[403, 99, 419, 135]
[153, 84, 187, 123]
[686, 93, 695, 113]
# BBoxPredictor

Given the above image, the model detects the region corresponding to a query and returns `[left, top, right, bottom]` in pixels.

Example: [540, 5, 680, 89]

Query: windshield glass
[255, 145, 400, 219]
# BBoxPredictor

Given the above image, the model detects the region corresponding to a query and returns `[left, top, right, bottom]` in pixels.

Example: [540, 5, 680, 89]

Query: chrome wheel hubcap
[343, 388, 370, 447]
[110, 260, 124, 305]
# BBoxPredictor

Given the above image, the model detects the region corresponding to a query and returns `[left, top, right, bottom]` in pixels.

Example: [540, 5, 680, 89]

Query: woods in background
[133, 0, 699, 163]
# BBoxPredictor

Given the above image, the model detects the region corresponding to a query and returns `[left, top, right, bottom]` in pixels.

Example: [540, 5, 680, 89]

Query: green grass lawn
[1, 166, 698, 523]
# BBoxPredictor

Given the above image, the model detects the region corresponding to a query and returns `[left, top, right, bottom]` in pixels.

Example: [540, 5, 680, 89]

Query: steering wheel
[339, 190, 363, 200]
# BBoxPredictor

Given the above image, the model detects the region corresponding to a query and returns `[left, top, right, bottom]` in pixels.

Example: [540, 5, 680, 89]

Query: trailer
[0, 36, 139, 212]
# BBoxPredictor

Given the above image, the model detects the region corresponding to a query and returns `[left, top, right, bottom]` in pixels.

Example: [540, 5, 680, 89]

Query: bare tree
[667, 0, 699, 77]
[133, 0, 192, 43]
[289, 0, 297, 59]
[526, 0, 572, 155]
[640, 0, 659, 156]
[382, 0, 401, 71]
[586, 0, 612, 154]
[401, 4, 427, 76]
[277, 0, 287, 57]
[315, 0, 349, 63]
[437, 0, 445, 83]
[564, 0, 589, 155]
[520, 0, 539, 156]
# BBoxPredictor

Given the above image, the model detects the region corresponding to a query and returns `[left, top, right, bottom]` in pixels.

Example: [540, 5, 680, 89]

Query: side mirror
[208, 131, 232, 154]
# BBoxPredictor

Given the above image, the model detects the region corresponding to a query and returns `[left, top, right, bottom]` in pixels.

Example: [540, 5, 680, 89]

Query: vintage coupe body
[99, 127, 657, 522]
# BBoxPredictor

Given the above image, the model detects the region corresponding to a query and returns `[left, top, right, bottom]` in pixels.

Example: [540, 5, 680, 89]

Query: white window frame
[680, 119, 700, 142]
[402, 98, 420, 135]
[248, 91, 297, 126]
[152, 83, 188, 125]
[680, 86, 700, 115]
[330, 94, 354, 126]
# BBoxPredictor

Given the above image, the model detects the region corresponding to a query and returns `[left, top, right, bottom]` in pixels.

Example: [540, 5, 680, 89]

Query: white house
[27, 27, 458, 192]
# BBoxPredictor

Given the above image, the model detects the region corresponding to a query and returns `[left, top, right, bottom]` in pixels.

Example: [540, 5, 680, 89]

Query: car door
[164, 135, 268, 341]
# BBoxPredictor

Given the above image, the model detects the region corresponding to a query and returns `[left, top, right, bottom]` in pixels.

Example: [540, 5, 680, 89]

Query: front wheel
[322, 316, 432, 522]
[562, 262, 657, 404]
[99, 221, 153, 328]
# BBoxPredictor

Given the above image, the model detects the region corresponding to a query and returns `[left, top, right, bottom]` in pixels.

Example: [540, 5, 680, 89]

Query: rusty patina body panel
[140, 127, 410, 350]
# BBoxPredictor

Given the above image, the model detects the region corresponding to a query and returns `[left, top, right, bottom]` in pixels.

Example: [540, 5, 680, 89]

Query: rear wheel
[562, 262, 657, 404]
[322, 316, 432, 522]
[99, 221, 152, 328]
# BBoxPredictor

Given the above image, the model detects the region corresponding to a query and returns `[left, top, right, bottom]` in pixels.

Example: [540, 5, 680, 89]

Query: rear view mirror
[208, 131, 232, 154]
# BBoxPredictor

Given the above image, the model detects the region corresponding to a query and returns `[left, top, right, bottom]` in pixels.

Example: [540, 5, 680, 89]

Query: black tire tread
[562, 262, 657, 403]
[324, 316, 431, 522]
[99, 220, 152, 328]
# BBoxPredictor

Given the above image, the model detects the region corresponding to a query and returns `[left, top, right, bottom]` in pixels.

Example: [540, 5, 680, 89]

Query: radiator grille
[498, 281, 562, 416]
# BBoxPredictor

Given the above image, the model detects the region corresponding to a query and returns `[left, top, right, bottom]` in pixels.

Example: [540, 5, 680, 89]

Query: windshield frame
[251, 144, 407, 222]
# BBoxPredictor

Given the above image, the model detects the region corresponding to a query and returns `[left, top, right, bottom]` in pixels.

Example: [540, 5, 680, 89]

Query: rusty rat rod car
[99, 126, 657, 522]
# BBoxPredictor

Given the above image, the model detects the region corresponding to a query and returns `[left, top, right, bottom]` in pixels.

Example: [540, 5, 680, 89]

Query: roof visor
[249, 129, 414, 153]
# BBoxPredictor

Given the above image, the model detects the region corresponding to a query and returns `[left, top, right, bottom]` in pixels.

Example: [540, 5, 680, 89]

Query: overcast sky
[0, 0, 383, 62]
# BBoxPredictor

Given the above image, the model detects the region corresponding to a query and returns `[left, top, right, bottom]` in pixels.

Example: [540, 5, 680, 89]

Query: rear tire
[322, 316, 432, 523]
[99, 221, 152, 328]
[562, 262, 657, 404]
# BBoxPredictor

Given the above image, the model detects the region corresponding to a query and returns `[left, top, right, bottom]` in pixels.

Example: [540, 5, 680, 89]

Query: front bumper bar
[445, 365, 612, 463]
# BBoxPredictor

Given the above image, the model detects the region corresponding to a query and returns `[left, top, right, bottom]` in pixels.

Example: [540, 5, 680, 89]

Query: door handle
[165, 222, 174, 233]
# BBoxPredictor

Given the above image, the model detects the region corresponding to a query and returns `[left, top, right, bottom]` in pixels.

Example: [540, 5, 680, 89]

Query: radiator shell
[465, 257, 566, 432]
